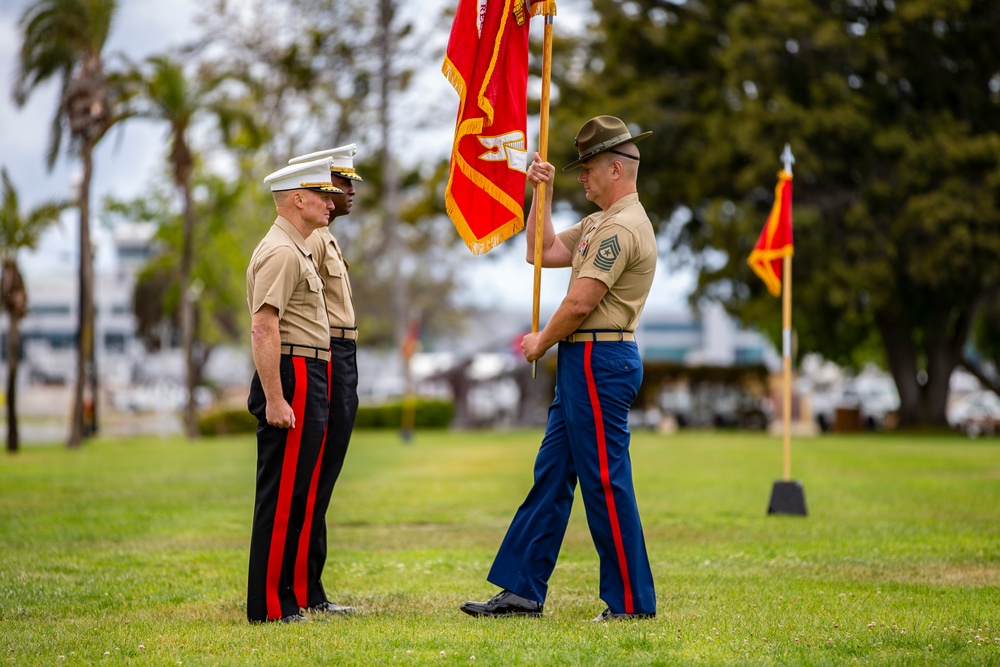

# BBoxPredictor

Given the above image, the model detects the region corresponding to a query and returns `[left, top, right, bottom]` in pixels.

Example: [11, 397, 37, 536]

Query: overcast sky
[0, 0, 693, 312]
[1, 0, 205, 276]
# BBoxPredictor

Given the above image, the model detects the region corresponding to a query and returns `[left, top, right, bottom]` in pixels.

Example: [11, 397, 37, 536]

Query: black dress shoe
[306, 601, 357, 615]
[592, 607, 655, 622]
[460, 590, 543, 617]
[278, 613, 309, 623]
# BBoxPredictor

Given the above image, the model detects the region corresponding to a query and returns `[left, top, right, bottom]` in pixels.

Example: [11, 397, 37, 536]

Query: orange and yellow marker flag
[747, 170, 794, 296]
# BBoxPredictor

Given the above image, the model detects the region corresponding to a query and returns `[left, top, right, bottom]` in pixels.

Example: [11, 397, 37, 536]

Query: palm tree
[122, 55, 261, 437]
[12, 0, 123, 447]
[0, 169, 71, 453]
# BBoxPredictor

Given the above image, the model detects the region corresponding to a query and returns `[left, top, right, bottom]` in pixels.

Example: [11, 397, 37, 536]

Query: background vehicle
[837, 375, 900, 431]
[947, 390, 1000, 437]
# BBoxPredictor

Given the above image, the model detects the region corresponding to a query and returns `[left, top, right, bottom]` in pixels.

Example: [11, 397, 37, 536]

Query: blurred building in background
[1, 223, 157, 388]
[0, 223, 252, 440]
[4, 225, 990, 439]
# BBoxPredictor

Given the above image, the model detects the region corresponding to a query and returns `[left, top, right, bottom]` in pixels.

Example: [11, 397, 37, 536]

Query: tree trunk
[444, 361, 474, 428]
[180, 178, 198, 438]
[69, 145, 97, 448]
[5, 315, 21, 454]
[377, 0, 407, 348]
[1, 261, 25, 453]
[876, 310, 921, 427]
[920, 328, 958, 427]
[877, 303, 974, 429]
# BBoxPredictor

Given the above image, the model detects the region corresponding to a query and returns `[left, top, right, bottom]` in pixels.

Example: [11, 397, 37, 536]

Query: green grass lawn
[1, 428, 998, 666]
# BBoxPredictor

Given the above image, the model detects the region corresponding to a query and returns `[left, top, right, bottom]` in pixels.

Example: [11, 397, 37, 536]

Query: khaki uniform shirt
[246, 216, 329, 349]
[556, 193, 657, 332]
[305, 226, 357, 331]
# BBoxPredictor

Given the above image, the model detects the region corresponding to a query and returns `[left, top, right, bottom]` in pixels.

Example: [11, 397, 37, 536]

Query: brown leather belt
[562, 330, 636, 343]
[280, 344, 331, 361]
[329, 326, 358, 340]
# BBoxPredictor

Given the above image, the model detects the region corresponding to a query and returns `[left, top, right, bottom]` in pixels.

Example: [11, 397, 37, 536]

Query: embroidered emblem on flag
[594, 235, 621, 271]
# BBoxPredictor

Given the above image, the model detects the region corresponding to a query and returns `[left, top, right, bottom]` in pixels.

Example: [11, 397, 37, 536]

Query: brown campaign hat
[562, 115, 652, 171]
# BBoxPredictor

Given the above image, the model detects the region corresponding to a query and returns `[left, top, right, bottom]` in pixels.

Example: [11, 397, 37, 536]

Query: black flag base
[767, 480, 807, 516]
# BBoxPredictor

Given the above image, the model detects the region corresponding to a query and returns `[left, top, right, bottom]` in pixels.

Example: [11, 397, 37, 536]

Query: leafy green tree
[548, 0, 1000, 428]
[190, 0, 472, 349]
[0, 169, 71, 453]
[12, 0, 125, 446]
[119, 55, 262, 437]
[105, 172, 258, 402]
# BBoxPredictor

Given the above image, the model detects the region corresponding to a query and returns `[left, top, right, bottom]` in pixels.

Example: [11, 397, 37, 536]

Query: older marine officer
[245, 157, 342, 624]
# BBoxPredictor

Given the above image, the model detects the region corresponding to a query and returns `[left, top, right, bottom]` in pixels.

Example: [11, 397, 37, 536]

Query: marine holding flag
[461, 115, 658, 622]
[747, 169, 793, 296]
[442, 0, 540, 254]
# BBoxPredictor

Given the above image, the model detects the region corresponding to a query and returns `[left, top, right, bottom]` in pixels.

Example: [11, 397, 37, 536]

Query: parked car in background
[810, 387, 838, 432]
[947, 390, 1000, 437]
[656, 383, 769, 430]
[810, 371, 900, 432]
[837, 375, 900, 430]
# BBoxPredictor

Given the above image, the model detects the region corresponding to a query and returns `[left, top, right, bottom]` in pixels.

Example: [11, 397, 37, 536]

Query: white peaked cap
[288, 143, 363, 181]
[263, 157, 343, 193]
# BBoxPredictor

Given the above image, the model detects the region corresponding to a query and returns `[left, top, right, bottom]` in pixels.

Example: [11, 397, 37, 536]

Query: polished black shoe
[592, 607, 655, 622]
[306, 601, 357, 615]
[460, 590, 543, 617]
[278, 613, 309, 623]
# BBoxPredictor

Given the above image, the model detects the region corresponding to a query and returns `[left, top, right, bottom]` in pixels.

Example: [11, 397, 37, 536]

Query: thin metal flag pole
[531, 6, 555, 380]
[780, 143, 794, 481]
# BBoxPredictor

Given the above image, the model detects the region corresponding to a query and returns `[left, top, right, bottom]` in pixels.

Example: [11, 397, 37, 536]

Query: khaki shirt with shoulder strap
[556, 193, 657, 332]
[305, 226, 357, 331]
[246, 216, 330, 349]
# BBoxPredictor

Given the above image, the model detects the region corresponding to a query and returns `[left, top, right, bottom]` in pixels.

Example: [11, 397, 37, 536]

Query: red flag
[747, 170, 794, 297]
[442, 0, 539, 254]
[400, 318, 421, 362]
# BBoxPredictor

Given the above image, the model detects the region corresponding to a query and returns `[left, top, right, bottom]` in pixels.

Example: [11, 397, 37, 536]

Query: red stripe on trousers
[265, 356, 308, 621]
[583, 341, 635, 614]
[292, 353, 332, 606]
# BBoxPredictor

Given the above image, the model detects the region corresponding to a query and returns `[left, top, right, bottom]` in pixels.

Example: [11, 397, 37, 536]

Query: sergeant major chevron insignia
[594, 235, 621, 271]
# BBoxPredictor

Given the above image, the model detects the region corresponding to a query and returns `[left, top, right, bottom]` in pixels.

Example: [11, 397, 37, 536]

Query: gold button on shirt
[246, 216, 330, 349]
[306, 226, 357, 330]
[557, 193, 657, 332]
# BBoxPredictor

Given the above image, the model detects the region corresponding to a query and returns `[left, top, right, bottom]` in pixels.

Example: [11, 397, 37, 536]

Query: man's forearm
[536, 303, 589, 352]
[251, 317, 284, 403]
[534, 277, 609, 355]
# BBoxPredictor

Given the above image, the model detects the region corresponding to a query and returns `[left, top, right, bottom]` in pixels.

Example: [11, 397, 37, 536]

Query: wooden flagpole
[531, 6, 555, 379]
[781, 254, 792, 480]
[780, 143, 794, 481]
[767, 143, 806, 516]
